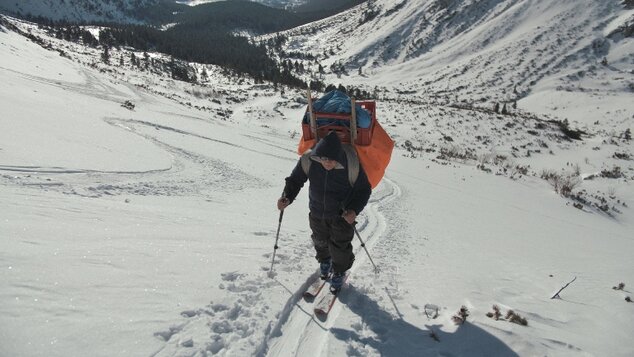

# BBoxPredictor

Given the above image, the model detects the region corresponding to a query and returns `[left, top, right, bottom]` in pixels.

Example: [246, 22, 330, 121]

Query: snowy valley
[1, 0, 634, 356]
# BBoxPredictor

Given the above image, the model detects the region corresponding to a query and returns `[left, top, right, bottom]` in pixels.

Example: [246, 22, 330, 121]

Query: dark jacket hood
[312, 131, 343, 161]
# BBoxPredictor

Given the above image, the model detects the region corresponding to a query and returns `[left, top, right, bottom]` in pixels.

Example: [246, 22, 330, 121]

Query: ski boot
[329, 271, 345, 294]
[319, 258, 332, 280]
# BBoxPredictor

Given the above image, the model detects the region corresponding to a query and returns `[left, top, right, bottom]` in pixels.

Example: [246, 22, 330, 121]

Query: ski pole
[353, 224, 380, 274]
[269, 209, 284, 276]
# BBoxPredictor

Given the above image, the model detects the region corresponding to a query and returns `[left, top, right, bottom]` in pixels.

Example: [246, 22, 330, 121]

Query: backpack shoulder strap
[341, 144, 359, 187]
[300, 149, 312, 176]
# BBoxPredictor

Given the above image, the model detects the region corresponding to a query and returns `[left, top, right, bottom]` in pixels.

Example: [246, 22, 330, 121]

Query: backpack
[300, 144, 360, 187]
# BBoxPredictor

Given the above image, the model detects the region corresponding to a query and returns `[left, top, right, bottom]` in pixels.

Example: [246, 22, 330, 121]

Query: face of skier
[318, 157, 338, 171]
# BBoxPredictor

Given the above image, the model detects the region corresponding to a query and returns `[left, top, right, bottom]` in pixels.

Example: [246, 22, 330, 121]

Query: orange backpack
[297, 90, 394, 189]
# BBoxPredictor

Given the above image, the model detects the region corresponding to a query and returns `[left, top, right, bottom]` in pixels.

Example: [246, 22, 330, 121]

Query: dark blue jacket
[283, 133, 371, 218]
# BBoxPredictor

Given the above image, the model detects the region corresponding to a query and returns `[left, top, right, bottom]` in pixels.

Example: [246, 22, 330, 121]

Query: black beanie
[313, 131, 343, 160]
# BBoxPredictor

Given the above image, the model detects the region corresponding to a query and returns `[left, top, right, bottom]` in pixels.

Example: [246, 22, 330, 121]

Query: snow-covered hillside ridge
[274, 0, 634, 103]
[1, 17, 634, 356]
[1, 1, 634, 356]
[264, 0, 634, 217]
[0, 0, 320, 23]
[0, 0, 161, 23]
[178, 0, 309, 9]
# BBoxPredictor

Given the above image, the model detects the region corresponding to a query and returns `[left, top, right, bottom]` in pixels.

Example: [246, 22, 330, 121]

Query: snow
[2, 0, 634, 355]
[173, 0, 309, 9]
[0, 0, 144, 23]
[604, 9, 634, 36]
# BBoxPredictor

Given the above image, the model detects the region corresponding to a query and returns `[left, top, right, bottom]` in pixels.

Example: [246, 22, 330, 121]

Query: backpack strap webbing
[300, 146, 359, 187]
[300, 149, 312, 177]
[342, 144, 359, 187]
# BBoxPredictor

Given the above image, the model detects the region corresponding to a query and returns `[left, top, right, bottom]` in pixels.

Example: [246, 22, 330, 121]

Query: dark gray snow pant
[309, 213, 355, 274]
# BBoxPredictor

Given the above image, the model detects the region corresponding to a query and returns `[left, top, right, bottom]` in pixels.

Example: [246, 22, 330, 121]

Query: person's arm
[345, 166, 371, 217]
[278, 160, 309, 210]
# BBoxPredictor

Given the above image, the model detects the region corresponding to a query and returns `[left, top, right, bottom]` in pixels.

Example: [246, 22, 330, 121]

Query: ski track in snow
[0, 65, 132, 102]
[261, 178, 401, 357]
[0, 117, 267, 200]
[0, 61, 269, 200]
[148, 178, 400, 357]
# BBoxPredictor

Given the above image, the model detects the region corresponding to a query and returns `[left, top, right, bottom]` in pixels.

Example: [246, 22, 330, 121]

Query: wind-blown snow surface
[2, 7, 634, 357]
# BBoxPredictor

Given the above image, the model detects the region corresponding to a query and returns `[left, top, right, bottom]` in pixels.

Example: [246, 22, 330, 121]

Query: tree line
[25, 0, 376, 93]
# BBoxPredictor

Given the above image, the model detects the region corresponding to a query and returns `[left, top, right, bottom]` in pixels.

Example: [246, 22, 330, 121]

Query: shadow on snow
[332, 285, 518, 357]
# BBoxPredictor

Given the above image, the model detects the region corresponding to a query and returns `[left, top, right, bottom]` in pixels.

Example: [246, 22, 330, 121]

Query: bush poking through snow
[486, 305, 503, 320]
[613, 152, 631, 160]
[438, 145, 476, 163]
[512, 164, 529, 177]
[452, 306, 469, 325]
[486, 305, 528, 326]
[506, 310, 528, 326]
[600, 166, 623, 179]
[477, 163, 492, 173]
[543, 171, 581, 197]
[540, 169, 558, 181]
[121, 100, 135, 110]
[558, 175, 581, 197]
[626, 297, 632, 303]
[551, 119, 586, 140]
[613, 282, 625, 290]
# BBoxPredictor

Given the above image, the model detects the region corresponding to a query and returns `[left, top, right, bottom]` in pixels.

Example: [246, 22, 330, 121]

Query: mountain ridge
[0, 0, 363, 24]
[269, 0, 633, 106]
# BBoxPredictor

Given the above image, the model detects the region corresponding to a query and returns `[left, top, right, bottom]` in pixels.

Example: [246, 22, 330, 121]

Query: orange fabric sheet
[297, 121, 394, 189]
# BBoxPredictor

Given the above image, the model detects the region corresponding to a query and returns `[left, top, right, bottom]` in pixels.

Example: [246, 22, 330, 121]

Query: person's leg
[309, 213, 331, 263]
[328, 217, 355, 273]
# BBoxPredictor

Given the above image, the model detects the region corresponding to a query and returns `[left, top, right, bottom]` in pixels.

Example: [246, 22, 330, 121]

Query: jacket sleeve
[283, 159, 308, 203]
[346, 165, 372, 215]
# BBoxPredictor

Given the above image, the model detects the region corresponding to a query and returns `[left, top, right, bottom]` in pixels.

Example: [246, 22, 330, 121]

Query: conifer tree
[102, 46, 110, 64]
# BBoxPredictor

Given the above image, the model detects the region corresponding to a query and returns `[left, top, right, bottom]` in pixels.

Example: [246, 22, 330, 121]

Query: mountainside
[0, 0, 178, 23]
[1, 0, 634, 356]
[176, 0, 359, 11]
[0, 0, 365, 25]
[178, 0, 309, 9]
[274, 0, 634, 104]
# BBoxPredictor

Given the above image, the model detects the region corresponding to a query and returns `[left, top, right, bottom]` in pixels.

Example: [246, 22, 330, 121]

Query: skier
[277, 131, 372, 293]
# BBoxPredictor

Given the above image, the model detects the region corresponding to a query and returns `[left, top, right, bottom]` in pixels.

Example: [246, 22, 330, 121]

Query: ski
[313, 273, 349, 317]
[303, 275, 328, 299]
[314, 290, 339, 316]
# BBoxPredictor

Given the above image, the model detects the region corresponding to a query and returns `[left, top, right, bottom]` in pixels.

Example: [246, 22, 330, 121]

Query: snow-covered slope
[277, 0, 634, 109]
[0, 0, 160, 23]
[0, 0, 311, 22]
[177, 0, 309, 8]
[1, 1, 634, 356]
